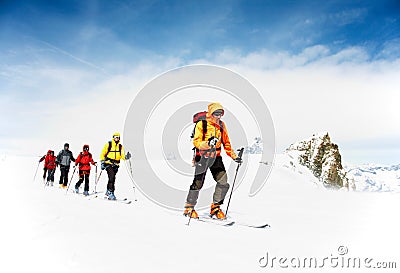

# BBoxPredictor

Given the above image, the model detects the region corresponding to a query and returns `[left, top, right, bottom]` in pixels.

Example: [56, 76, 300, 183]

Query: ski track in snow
[1, 155, 399, 273]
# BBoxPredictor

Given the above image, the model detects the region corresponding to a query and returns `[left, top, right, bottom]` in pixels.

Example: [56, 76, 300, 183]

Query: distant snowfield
[1, 154, 399, 273]
[344, 163, 400, 193]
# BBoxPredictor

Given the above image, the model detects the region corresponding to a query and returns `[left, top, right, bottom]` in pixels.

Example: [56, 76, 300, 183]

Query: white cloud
[328, 8, 368, 26]
[1, 45, 399, 164]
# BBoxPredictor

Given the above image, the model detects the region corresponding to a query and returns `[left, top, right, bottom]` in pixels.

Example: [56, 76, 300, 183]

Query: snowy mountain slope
[344, 163, 400, 192]
[1, 154, 399, 273]
[247, 135, 400, 193]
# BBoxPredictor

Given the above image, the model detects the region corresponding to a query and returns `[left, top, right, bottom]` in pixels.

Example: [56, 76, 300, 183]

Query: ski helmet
[83, 144, 89, 151]
[64, 143, 69, 148]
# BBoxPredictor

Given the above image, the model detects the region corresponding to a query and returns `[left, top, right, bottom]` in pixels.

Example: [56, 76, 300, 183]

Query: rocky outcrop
[287, 133, 352, 189]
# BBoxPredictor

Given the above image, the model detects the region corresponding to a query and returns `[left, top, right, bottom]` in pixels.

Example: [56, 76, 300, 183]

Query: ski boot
[210, 203, 226, 219]
[50, 181, 54, 187]
[83, 191, 89, 196]
[105, 190, 112, 197]
[183, 204, 199, 219]
[74, 187, 79, 194]
[108, 192, 116, 200]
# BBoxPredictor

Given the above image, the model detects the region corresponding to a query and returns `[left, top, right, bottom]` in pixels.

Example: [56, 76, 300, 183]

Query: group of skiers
[38, 102, 244, 220]
[39, 132, 130, 200]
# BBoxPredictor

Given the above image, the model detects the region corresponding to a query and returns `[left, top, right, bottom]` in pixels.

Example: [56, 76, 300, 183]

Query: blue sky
[0, 0, 399, 164]
[1, 0, 399, 67]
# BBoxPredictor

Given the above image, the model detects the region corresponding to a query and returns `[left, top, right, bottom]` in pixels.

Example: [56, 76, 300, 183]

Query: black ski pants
[59, 165, 70, 186]
[106, 164, 119, 193]
[47, 168, 55, 182]
[75, 170, 90, 192]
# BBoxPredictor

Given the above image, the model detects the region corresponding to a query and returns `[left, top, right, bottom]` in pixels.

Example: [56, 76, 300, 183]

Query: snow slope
[1, 154, 399, 273]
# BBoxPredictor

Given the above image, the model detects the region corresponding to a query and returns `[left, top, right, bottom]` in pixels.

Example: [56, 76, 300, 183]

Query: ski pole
[33, 161, 40, 182]
[225, 147, 244, 218]
[66, 166, 77, 194]
[94, 169, 103, 194]
[94, 165, 98, 193]
[126, 156, 137, 201]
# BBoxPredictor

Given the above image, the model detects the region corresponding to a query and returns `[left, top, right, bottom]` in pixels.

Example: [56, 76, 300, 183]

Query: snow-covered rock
[286, 132, 351, 189]
[244, 137, 263, 154]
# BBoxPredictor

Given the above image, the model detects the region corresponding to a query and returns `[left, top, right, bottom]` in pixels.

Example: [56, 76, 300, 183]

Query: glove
[125, 152, 131, 160]
[208, 136, 218, 147]
[93, 161, 97, 166]
[101, 160, 106, 170]
[234, 157, 243, 164]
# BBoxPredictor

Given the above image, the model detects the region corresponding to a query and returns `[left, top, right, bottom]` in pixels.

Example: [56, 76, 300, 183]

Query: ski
[75, 192, 97, 197]
[73, 190, 102, 197]
[88, 195, 132, 204]
[234, 222, 270, 229]
[112, 197, 132, 204]
[195, 216, 235, 227]
[196, 216, 269, 228]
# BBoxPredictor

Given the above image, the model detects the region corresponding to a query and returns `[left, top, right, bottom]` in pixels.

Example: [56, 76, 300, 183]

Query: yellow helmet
[113, 132, 121, 137]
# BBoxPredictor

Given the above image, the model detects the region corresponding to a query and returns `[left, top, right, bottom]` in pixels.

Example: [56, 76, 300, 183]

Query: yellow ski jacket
[100, 139, 126, 164]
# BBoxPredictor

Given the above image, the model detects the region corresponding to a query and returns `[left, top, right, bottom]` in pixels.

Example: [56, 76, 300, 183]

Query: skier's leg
[84, 172, 90, 192]
[186, 156, 208, 206]
[59, 167, 65, 185]
[210, 157, 229, 205]
[43, 168, 47, 180]
[63, 167, 70, 187]
[49, 169, 55, 186]
[106, 166, 116, 192]
[47, 169, 51, 182]
[75, 170, 83, 189]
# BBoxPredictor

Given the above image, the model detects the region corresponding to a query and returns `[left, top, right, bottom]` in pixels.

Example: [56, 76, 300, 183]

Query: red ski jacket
[75, 151, 96, 171]
[40, 150, 56, 169]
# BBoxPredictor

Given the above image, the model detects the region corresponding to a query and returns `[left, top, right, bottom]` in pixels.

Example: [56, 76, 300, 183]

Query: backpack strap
[219, 120, 224, 145]
[201, 119, 207, 141]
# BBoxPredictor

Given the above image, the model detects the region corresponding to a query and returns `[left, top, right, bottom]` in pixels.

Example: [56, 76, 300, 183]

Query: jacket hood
[207, 102, 224, 118]
[47, 150, 54, 154]
[83, 144, 89, 150]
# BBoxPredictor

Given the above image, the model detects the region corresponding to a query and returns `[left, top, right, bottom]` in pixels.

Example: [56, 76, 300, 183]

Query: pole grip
[237, 147, 244, 159]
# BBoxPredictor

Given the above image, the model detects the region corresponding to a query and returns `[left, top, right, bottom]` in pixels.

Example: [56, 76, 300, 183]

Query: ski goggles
[212, 110, 224, 117]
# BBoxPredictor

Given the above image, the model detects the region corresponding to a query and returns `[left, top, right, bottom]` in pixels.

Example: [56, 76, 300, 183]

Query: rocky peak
[287, 132, 352, 189]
